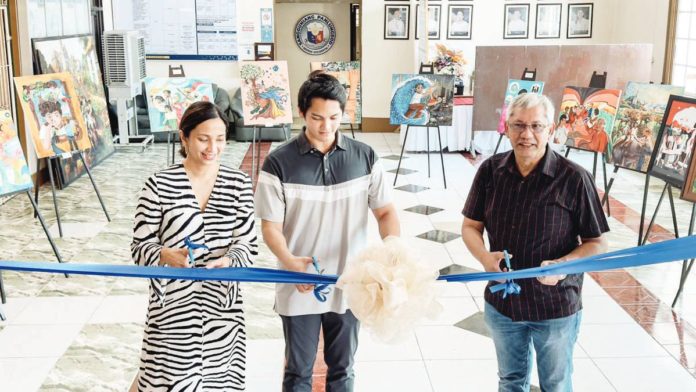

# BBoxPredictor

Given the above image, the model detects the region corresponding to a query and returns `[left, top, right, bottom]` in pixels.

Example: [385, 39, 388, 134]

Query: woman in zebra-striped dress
[131, 102, 257, 391]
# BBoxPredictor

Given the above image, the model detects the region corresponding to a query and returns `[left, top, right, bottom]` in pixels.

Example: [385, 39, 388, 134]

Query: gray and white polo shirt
[255, 130, 391, 316]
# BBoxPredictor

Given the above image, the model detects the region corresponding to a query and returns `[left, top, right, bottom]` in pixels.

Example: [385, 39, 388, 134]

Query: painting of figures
[609, 82, 684, 172]
[144, 77, 215, 133]
[14, 72, 90, 160]
[239, 61, 293, 126]
[498, 79, 545, 135]
[390, 74, 454, 126]
[0, 110, 32, 197]
[682, 142, 696, 203]
[310, 61, 361, 124]
[560, 86, 622, 154]
[33, 34, 115, 187]
[648, 95, 696, 188]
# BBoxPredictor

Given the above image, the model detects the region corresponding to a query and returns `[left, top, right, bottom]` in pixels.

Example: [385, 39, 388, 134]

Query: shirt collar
[297, 127, 346, 155]
[497, 145, 557, 178]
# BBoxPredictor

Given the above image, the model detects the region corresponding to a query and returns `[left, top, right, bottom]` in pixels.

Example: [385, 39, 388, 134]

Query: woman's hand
[160, 247, 190, 268]
[206, 257, 232, 269]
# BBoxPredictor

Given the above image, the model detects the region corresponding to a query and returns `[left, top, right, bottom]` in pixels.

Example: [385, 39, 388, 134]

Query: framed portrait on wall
[416, 4, 441, 40]
[384, 4, 410, 40]
[535, 3, 561, 39]
[567, 3, 593, 38]
[681, 142, 696, 203]
[447, 5, 472, 40]
[504, 4, 529, 39]
[647, 95, 696, 188]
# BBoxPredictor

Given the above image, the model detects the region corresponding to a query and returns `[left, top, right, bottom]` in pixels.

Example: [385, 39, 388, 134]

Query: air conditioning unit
[102, 30, 151, 147]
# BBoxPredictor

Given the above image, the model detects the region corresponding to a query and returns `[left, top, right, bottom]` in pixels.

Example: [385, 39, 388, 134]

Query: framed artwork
[390, 74, 455, 126]
[313, 61, 362, 124]
[239, 61, 293, 126]
[254, 42, 274, 61]
[384, 5, 410, 40]
[33, 34, 115, 187]
[0, 110, 33, 197]
[567, 3, 593, 38]
[681, 142, 696, 203]
[447, 5, 472, 40]
[498, 79, 545, 135]
[560, 86, 622, 154]
[609, 82, 684, 173]
[647, 95, 696, 188]
[416, 4, 441, 40]
[419, 63, 434, 74]
[14, 72, 91, 159]
[504, 4, 530, 39]
[535, 3, 561, 39]
[143, 77, 214, 133]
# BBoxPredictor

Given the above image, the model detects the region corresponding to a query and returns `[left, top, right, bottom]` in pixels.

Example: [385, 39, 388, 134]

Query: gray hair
[505, 93, 555, 125]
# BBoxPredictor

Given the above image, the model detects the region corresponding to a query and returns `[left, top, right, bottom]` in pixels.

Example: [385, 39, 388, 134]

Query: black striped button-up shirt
[463, 146, 609, 321]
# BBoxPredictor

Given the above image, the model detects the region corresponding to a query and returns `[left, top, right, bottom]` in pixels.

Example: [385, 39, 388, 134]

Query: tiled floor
[1, 132, 696, 391]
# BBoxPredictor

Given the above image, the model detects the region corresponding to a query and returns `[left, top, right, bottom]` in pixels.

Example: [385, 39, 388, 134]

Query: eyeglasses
[508, 122, 549, 134]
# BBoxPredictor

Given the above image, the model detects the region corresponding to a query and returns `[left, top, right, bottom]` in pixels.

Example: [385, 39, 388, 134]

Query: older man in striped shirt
[461, 93, 608, 392]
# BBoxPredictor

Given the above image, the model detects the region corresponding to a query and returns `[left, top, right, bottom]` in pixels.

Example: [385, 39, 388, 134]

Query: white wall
[275, 2, 351, 117]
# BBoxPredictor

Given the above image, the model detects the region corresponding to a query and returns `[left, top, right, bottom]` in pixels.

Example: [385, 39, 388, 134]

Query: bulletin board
[111, 0, 238, 61]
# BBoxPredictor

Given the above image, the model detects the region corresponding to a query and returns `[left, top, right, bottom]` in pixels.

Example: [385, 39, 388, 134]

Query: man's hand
[284, 256, 315, 293]
[537, 259, 567, 286]
[482, 251, 512, 283]
[206, 257, 231, 269]
[160, 248, 190, 268]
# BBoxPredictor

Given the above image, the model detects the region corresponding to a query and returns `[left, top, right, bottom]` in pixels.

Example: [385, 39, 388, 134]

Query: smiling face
[180, 117, 227, 166]
[506, 105, 552, 164]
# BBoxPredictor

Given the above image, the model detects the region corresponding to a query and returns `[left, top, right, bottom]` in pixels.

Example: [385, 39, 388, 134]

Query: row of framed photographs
[384, 3, 594, 41]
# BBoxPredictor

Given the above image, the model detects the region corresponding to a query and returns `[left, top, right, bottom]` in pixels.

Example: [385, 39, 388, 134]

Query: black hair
[559, 114, 568, 121]
[297, 70, 346, 116]
[39, 100, 61, 117]
[178, 101, 226, 158]
[518, 89, 528, 95]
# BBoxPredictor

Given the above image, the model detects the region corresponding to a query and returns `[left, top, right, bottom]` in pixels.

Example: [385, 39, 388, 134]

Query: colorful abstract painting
[609, 82, 684, 173]
[390, 74, 454, 126]
[497, 79, 545, 135]
[0, 110, 32, 197]
[33, 34, 115, 187]
[311, 61, 361, 124]
[143, 77, 214, 133]
[239, 61, 293, 126]
[648, 95, 696, 188]
[14, 72, 91, 160]
[560, 86, 622, 154]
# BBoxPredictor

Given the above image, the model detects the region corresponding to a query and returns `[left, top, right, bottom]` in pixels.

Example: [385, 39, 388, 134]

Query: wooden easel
[494, 68, 537, 155]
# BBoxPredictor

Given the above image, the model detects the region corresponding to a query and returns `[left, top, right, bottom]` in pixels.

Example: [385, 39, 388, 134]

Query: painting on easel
[0, 110, 32, 197]
[560, 86, 622, 154]
[310, 61, 362, 124]
[143, 77, 215, 133]
[648, 95, 696, 188]
[389, 74, 454, 126]
[14, 73, 91, 160]
[239, 61, 293, 126]
[609, 82, 684, 173]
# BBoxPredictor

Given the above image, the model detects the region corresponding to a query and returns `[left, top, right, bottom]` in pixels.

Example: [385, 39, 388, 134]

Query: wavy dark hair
[178, 101, 227, 157]
[297, 70, 346, 116]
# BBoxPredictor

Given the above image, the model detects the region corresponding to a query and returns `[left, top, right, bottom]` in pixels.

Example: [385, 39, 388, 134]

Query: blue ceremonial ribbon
[184, 236, 209, 265]
[488, 250, 521, 298]
[311, 256, 332, 302]
[1, 236, 696, 286]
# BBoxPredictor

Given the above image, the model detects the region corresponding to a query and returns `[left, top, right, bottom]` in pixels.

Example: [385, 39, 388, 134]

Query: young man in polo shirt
[462, 93, 608, 391]
[255, 71, 400, 392]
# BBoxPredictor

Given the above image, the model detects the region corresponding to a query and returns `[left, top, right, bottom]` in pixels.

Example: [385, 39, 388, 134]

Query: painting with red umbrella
[560, 86, 622, 155]
[648, 95, 696, 188]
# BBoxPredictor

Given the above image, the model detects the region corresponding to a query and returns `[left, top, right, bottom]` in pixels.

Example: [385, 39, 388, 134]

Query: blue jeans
[484, 302, 581, 392]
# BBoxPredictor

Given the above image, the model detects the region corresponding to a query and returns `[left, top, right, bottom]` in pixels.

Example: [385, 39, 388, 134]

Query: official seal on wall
[294, 14, 336, 55]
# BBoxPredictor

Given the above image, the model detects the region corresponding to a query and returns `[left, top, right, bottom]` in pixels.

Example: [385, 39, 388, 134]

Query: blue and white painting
[390, 74, 454, 126]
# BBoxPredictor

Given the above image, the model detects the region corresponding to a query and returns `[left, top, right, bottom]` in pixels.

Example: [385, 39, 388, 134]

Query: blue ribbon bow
[311, 256, 332, 302]
[184, 237, 209, 265]
[488, 250, 522, 298]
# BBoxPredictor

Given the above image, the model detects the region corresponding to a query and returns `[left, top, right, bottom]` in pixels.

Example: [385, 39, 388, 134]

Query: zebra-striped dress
[131, 164, 257, 391]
